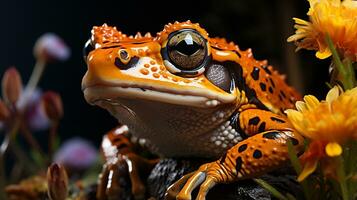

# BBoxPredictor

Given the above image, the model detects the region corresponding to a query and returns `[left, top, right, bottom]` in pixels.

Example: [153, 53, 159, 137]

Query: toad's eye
[162, 29, 210, 76]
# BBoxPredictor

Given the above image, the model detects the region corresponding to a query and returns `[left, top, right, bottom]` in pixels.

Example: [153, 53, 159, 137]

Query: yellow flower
[287, 0, 357, 61]
[285, 86, 357, 181]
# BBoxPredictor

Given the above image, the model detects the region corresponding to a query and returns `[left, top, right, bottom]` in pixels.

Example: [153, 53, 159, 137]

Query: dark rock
[147, 158, 303, 200]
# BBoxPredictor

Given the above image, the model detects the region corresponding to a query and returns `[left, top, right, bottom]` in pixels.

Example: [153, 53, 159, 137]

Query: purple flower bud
[34, 33, 70, 62]
[42, 91, 63, 121]
[54, 138, 98, 171]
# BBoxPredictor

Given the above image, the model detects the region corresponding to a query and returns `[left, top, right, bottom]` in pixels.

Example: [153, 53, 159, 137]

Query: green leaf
[287, 139, 302, 173]
[287, 139, 312, 200]
[253, 178, 288, 200]
[325, 34, 354, 89]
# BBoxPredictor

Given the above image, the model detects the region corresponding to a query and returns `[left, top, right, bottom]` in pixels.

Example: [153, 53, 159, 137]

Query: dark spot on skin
[248, 117, 260, 125]
[258, 122, 266, 132]
[211, 46, 222, 51]
[259, 83, 267, 91]
[220, 153, 227, 164]
[234, 50, 242, 58]
[114, 56, 139, 70]
[228, 61, 268, 111]
[236, 157, 243, 172]
[238, 144, 248, 153]
[290, 138, 299, 146]
[263, 131, 281, 139]
[262, 65, 272, 75]
[278, 95, 283, 101]
[101, 45, 122, 49]
[269, 78, 275, 88]
[280, 91, 287, 98]
[251, 67, 260, 80]
[289, 98, 295, 104]
[268, 87, 273, 94]
[270, 117, 285, 123]
[297, 151, 304, 157]
[253, 150, 263, 159]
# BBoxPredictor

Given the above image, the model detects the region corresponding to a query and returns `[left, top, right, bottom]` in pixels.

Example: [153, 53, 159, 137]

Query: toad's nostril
[119, 49, 129, 60]
[114, 56, 139, 70]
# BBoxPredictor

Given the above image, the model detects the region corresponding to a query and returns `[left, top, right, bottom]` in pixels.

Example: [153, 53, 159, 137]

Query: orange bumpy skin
[82, 21, 304, 199]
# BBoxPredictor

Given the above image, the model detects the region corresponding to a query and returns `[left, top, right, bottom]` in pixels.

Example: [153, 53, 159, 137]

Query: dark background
[0, 0, 329, 144]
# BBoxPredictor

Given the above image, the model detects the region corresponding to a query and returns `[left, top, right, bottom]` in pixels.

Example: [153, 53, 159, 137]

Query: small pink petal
[54, 138, 98, 170]
[34, 33, 70, 62]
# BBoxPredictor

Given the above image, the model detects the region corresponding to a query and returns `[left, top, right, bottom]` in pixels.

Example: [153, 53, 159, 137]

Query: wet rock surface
[147, 158, 303, 200]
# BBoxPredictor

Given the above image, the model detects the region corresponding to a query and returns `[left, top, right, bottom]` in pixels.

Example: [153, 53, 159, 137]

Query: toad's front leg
[97, 125, 159, 200]
[167, 109, 304, 200]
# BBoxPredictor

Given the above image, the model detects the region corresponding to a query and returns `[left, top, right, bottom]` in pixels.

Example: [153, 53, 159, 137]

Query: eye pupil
[173, 40, 202, 55]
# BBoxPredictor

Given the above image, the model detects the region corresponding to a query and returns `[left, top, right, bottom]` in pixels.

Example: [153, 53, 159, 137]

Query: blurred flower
[54, 138, 97, 171]
[47, 163, 68, 200]
[0, 100, 10, 122]
[287, 0, 357, 61]
[0, 87, 50, 132]
[34, 33, 70, 62]
[1, 67, 23, 104]
[41, 91, 63, 121]
[22, 89, 50, 131]
[285, 86, 357, 181]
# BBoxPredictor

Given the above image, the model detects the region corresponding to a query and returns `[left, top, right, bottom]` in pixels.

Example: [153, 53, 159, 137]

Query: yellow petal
[297, 159, 318, 182]
[285, 109, 303, 122]
[292, 17, 310, 25]
[316, 49, 332, 59]
[325, 142, 342, 157]
[304, 95, 320, 110]
[295, 101, 307, 112]
[326, 86, 340, 104]
[345, 87, 357, 98]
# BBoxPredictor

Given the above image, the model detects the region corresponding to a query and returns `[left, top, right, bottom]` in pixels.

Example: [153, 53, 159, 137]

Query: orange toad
[82, 21, 304, 199]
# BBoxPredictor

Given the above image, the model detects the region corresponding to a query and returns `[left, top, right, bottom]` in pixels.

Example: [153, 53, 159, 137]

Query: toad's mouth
[83, 84, 237, 108]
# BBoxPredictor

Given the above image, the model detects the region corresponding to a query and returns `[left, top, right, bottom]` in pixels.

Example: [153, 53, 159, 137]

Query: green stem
[254, 178, 288, 200]
[336, 156, 349, 200]
[0, 116, 21, 200]
[287, 140, 301, 173]
[48, 120, 59, 162]
[0, 154, 6, 200]
[20, 123, 43, 154]
[25, 59, 46, 96]
[325, 34, 354, 89]
[344, 59, 356, 89]
[287, 139, 311, 200]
